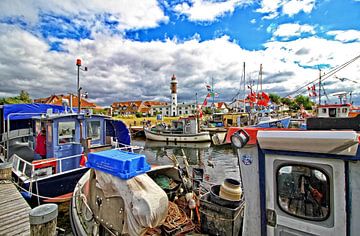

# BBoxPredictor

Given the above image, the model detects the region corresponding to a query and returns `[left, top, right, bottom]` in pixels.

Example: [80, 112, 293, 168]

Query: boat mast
[243, 62, 246, 113]
[212, 77, 215, 113]
[318, 68, 321, 105]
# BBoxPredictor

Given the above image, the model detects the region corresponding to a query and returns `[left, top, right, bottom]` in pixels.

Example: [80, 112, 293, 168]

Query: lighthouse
[170, 74, 178, 117]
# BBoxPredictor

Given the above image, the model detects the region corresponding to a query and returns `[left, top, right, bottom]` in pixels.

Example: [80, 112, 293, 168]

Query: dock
[0, 181, 31, 235]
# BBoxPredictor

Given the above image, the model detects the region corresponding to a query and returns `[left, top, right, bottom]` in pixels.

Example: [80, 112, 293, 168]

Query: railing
[1, 128, 33, 142]
[12, 153, 84, 181]
[12, 143, 142, 181]
[1, 128, 33, 160]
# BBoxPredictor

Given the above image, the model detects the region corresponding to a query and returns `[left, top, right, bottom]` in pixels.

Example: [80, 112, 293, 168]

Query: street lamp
[76, 59, 87, 114]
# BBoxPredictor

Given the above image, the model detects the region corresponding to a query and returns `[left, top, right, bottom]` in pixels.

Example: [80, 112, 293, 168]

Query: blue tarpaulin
[3, 103, 75, 120]
[106, 120, 131, 146]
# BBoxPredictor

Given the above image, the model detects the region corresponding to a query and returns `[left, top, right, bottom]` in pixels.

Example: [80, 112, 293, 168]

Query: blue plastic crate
[86, 149, 151, 179]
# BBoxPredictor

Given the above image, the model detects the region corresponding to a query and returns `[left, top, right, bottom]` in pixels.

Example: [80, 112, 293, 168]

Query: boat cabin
[0, 104, 130, 179]
[209, 113, 249, 127]
[231, 127, 360, 235]
[316, 103, 351, 118]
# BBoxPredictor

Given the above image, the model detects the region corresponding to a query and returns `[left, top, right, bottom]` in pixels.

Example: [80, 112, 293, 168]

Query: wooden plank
[0, 182, 31, 235]
[0, 217, 30, 235]
[0, 201, 29, 214]
[5, 225, 30, 236]
[0, 194, 23, 205]
[0, 207, 31, 221]
[0, 211, 30, 227]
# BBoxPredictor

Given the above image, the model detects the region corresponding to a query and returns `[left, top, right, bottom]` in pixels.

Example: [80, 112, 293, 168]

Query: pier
[0, 162, 31, 236]
[0, 181, 31, 235]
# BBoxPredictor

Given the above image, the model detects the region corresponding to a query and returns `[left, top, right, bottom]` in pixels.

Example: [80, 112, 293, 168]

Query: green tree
[269, 93, 281, 104]
[294, 95, 314, 110]
[0, 90, 32, 105]
[19, 90, 32, 103]
[135, 112, 142, 118]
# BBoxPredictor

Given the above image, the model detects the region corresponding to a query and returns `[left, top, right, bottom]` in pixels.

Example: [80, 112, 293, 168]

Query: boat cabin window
[329, 108, 336, 117]
[342, 108, 348, 113]
[87, 121, 101, 141]
[277, 165, 330, 221]
[58, 121, 76, 144]
[321, 108, 327, 114]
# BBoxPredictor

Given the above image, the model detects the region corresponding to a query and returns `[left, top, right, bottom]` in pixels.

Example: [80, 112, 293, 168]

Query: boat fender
[80, 153, 87, 167]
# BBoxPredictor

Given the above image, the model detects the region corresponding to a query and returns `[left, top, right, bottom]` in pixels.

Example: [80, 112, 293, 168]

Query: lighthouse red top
[170, 74, 177, 93]
[76, 59, 82, 66]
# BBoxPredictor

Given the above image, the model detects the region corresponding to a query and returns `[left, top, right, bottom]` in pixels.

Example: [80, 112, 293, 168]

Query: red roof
[34, 94, 98, 108]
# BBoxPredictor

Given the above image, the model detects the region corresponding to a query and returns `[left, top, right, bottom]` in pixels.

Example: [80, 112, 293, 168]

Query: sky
[0, 0, 359, 106]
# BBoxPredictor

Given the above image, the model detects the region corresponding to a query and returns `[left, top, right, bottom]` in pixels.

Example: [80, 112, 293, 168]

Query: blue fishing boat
[0, 103, 130, 203]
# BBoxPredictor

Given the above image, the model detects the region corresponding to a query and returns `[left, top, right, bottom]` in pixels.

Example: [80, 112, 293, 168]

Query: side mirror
[231, 129, 250, 149]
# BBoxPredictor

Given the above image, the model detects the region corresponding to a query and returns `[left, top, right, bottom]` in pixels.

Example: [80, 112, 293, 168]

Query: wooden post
[29, 203, 58, 236]
[0, 162, 12, 180]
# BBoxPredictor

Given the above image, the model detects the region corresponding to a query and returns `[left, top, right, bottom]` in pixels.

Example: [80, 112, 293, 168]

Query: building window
[277, 165, 330, 221]
[58, 121, 76, 144]
[179, 111, 182, 115]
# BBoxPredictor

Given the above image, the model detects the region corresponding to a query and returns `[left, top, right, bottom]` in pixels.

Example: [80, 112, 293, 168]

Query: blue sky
[0, 0, 359, 106]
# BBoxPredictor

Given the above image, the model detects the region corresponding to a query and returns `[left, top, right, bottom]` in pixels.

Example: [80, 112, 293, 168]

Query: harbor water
[58, 137, 240, 234]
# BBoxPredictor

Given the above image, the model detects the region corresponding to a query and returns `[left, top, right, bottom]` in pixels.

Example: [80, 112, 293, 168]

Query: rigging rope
[284, 54, 360, 98]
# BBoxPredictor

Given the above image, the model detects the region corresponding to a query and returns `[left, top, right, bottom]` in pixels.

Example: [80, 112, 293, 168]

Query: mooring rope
[12, 181, 72, 201]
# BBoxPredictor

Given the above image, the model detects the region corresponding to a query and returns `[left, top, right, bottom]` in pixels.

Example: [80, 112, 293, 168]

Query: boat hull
[144, 129, 211, 142]
[15, 167, 88, 203]
[254, 116, 291, 128]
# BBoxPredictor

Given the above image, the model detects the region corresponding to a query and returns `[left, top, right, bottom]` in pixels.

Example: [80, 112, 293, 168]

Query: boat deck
[0, 181, 31, 236]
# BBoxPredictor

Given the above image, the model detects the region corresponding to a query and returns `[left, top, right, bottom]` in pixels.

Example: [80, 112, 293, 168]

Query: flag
[206, 93, 211, 98]
[203, 99, 208, 106]
[206, 85, 212, 92]
[198, 109, 203, 118]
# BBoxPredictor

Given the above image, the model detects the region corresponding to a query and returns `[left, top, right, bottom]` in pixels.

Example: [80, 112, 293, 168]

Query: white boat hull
[144, 128, 211, 142]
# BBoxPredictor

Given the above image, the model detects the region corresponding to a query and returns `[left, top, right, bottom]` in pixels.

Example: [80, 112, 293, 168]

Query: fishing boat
[144, 116, 211, 142]
[211, 112, 292, 146]
[0, 103, 130, 203]
[229, 116, 360, 236]
[70, 148, 192, 236]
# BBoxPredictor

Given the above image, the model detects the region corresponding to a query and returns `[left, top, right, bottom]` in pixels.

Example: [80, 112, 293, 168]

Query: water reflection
[133, 138, 241, 187]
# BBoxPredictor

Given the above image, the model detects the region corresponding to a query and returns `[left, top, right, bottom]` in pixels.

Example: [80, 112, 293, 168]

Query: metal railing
[12, 153, 84, 181]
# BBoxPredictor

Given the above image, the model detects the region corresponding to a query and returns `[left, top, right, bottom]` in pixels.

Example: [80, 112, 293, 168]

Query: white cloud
[0, 0, 168, 30]
[282, 0, 315, 17]
[256, 0, 316, 19]
[273, 23, 315, 38]
[173, 0, 251, 22]
[327, 30, 360, 42]
[0, 23, 359, 106]
[250, 18, 256, 24]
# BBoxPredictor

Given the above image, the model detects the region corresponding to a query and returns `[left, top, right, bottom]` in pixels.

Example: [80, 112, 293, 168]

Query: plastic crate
[86, 149, 151, 180]
[200, 192, 244, 236]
